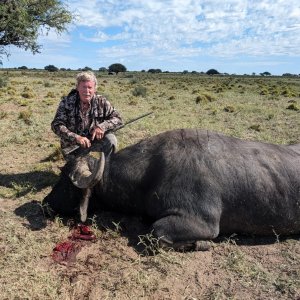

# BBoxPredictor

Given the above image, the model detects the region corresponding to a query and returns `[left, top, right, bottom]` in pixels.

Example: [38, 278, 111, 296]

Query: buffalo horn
[69, 152, 105, 189]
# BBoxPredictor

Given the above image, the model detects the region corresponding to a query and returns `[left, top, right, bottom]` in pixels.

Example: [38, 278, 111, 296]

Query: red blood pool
[52, 224, 96, 263]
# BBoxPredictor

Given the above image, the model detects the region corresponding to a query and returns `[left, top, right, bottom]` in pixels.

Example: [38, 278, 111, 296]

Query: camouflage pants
[64, 133, 117, 161]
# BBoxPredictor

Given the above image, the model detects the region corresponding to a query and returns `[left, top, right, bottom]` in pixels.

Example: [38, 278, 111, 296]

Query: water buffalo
[44, 129, 300, 250]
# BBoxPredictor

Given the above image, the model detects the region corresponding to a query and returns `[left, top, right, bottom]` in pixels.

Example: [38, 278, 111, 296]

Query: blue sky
[2, 0, 300, 75]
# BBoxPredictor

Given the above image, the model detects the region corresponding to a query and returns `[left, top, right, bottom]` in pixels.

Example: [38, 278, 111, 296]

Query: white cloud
[37, 27, 71, 43]
[4, 0, 300, 73]
[66, 0, 300, 59]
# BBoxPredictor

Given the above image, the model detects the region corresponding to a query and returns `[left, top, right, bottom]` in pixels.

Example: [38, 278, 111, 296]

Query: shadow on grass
[14, 200, 47, 230]
[0, 170, 59, 197]
[93, 210, 152, 254]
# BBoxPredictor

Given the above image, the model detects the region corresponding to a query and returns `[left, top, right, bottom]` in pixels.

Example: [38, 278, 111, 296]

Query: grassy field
[0, 70, 299, 299]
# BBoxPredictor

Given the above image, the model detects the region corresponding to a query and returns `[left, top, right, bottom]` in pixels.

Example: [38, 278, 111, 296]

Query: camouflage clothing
[51, 89, 123, 153]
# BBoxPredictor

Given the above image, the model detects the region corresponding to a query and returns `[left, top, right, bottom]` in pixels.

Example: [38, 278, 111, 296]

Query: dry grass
[0, 70, 299, 299]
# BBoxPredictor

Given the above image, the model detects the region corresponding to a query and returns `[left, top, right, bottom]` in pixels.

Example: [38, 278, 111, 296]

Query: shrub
[0, 76, 8, 88]
[44, 81, 53, 87]
[46, 91, 56, 98]
[19, 110, 32, 124]
[129, 78, 138, 84]
[132, 85, 147, 97]
[0, 111, 7, 119]
[224, 106, 235, 113]
[286, 104, 299, 111]
[128, 99, 138, 105]
[249, 124, 261, 131]
[21, 91, 34, 98]
[18, 99, 29, 106]
[195, 93, 216, 104]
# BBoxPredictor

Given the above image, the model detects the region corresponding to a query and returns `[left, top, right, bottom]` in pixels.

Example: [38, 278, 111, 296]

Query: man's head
[76, 71, 98, 104]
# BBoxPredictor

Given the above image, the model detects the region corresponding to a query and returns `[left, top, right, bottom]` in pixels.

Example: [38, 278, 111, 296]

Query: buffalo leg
[151, 215, 219, 251]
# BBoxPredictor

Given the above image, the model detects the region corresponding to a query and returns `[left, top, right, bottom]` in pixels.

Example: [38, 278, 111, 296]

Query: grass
[0, 70, 299, 299]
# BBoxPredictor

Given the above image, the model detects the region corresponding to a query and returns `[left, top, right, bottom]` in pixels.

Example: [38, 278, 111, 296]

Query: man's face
[77, 80, 96, 104]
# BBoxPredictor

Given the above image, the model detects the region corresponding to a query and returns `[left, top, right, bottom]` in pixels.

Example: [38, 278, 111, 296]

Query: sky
[2, 0, 300, 75]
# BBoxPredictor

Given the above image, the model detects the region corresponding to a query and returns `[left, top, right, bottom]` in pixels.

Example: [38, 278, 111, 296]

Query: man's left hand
[91, 127, 105, 141]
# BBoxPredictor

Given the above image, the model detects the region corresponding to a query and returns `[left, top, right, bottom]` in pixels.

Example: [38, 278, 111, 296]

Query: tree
[44, 64, 58, 72]
[206, 69, 219, 75]
[82, 66, 93, 71]
[99, 67, 107, 72]
[148, 68, 162, 73]
[260, 71, 271, 76]
[108, 63, 127, 74]
[0, 0, 73, 63]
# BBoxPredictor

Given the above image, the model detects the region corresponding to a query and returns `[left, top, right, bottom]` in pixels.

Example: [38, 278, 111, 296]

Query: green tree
[99, 67, 107, 72]
[206, 69, 219, 75]
[260, 71, 271, 76]
[44, 64, 58, 72]
[0, 0, 73, 63]
[82, 66, 93, 71]
[108, 63, 127, 74]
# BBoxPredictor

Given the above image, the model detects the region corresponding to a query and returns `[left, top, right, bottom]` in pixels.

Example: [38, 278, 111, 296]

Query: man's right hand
[75, 135, 91, 148]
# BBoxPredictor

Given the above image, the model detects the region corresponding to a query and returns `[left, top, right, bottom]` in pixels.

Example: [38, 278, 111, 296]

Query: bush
[132, 85, 147, 97]
[224, 105, 235, 113]
[21, 92, 34, 99]
[286, 104, 299, 111]
[46, 91, 56, 98]
[44, 65, 58, 72]
[19, 110, 32, 125]
[0, 76, 8, 88]
[195, 93, 216, 104]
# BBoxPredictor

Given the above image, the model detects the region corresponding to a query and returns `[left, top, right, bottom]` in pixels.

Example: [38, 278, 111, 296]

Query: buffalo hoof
[159, 238, 212, 252]
[194, 240, 212, 251]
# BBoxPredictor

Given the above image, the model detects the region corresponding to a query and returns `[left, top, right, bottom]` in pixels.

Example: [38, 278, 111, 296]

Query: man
[51, 71, 123, 159]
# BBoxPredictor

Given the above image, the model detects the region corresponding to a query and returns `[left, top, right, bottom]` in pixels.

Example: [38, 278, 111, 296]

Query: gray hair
[76, 71, 98, 89]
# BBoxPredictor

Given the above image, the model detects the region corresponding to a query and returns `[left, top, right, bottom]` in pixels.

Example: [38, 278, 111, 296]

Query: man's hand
[75, 135, 91, 148]
[91, 127, 105, 141]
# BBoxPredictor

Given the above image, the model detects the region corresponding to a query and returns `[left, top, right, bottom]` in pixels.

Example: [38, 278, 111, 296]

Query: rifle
[62, 111, 154, 156]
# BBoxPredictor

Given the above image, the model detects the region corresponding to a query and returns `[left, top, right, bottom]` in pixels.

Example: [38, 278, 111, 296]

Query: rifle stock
[62, 111, 153, 156]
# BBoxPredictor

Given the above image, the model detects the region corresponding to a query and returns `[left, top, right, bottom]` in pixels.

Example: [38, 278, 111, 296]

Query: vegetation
[99, 67, 108, 72]
[108, 63, 127, 74]
[206, 68, 220, 75]
[148, 68, 162, 73]
[0, 0, 73, 63]
[44, 65, 58, 72]
[0, 70, 299, 299]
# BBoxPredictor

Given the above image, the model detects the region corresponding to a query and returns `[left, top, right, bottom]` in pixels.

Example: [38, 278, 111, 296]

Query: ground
[0, 71, 299, 299]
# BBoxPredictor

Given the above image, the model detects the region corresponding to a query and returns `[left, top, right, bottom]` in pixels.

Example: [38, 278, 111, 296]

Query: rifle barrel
[62, 111, 153, 156]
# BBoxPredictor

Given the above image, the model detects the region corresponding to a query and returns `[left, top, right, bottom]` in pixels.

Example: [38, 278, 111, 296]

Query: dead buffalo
[43, 129, 300, 250]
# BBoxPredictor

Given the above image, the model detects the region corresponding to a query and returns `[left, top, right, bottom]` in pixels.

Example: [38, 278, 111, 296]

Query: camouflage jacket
[51, 89, 123, 150]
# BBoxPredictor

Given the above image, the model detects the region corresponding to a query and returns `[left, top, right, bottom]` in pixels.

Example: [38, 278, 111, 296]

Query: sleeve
[94, 97, 123, 132]
[51, 97, 78, 142]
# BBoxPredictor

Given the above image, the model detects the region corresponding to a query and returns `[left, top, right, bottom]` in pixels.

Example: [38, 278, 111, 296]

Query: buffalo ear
[68, 152, 105, 189]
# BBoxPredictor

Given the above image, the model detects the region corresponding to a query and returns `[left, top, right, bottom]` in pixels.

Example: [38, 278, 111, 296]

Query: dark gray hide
[43, 129, 300, 250]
